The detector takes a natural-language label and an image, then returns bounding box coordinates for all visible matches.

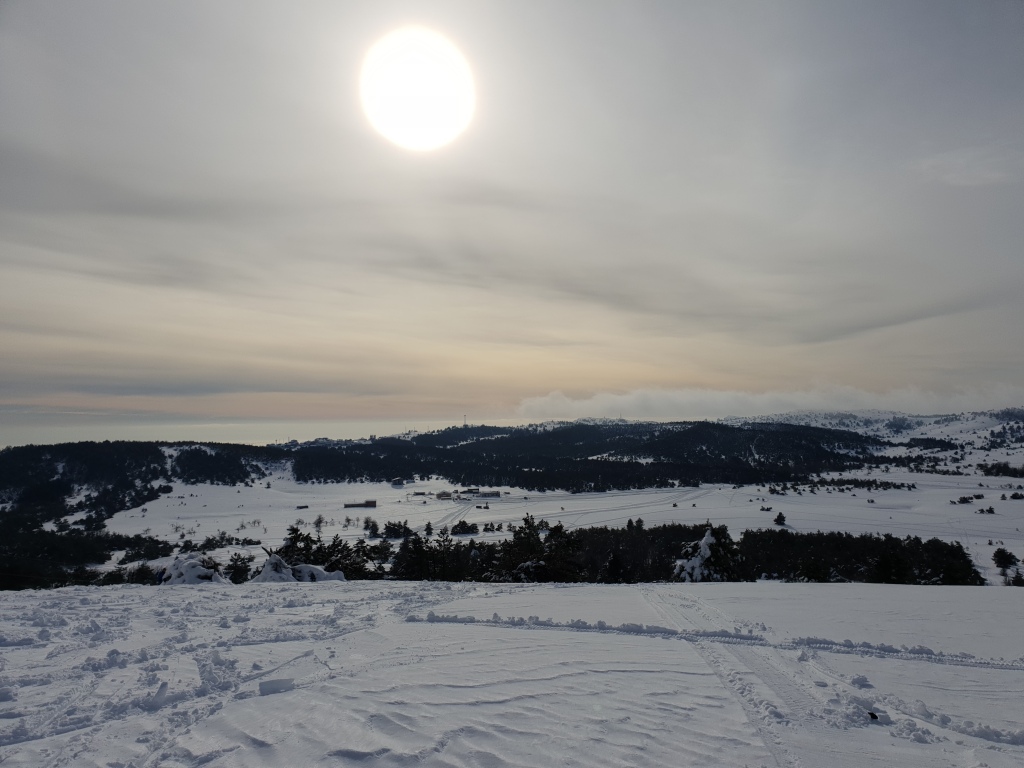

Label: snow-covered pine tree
[673,526,738,582]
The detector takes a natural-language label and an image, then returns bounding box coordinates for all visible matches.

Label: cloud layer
[1,1,1023,443]
[517,385,1024,423]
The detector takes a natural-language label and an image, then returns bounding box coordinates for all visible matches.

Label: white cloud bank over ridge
[517,385,1024,422]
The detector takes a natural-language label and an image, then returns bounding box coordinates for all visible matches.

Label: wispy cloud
[916,145,1024,187]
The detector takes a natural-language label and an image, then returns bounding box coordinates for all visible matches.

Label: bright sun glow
[360,27,475,152]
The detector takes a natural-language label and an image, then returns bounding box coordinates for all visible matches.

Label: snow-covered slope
[1,581,1022,767]
[728,407,1024,451]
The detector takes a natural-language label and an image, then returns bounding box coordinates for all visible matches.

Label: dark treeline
[254,516,983,586]
[386,517,736,583]
[739,529,984,585]
[170,446,271,485]
[977,461,1024,478]
[901,437,960,451]
[293,421,885,491]
[0,529,174,590]
[764,478,916,496]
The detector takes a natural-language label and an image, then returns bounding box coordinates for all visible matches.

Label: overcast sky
[2,0,1023,444]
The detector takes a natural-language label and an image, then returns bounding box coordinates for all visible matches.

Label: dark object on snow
[868,711,879,720]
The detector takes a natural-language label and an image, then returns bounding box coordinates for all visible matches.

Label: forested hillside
[0,416,1011,588]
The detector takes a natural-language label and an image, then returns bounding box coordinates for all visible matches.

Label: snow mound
[249,554,345,583]
[821,693,893,729]
[158,554,226,584]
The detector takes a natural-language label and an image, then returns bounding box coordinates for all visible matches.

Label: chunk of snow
[249,554,345,583]
[158,554,226,585]
[258,678,295,696]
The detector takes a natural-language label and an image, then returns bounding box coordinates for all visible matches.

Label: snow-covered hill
[727,407,1024,450]
[1,581,1022,767]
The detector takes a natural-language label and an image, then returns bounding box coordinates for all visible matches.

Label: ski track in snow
[635,587,1024,768]
[2,583,1023,767]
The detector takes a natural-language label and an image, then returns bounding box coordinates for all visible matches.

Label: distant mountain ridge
[2,409,1022,588]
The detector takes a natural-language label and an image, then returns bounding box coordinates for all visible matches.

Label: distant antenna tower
[463,414,467,427]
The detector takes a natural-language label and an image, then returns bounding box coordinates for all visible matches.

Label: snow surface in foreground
[1,582,1022,767]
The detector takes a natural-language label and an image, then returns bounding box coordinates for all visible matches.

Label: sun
[360,27,475,152]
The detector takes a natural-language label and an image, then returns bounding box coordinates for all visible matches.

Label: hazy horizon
[5,390,1023,448]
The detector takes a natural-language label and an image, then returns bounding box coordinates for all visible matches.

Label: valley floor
[2,581,1022,767]
[101,467,1024,585]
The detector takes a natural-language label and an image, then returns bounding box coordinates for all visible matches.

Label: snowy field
[103,467,1024,585]
[1,581,1023,767]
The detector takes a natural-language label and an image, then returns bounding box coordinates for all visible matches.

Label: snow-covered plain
[2,582,1023,767]
[99,410,1024,586]
[103,466,1024,586]
[6,410,1024,766]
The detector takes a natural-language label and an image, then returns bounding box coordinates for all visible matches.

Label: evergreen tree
[992,547,1020,571]
[433,526,455,579]
[224,552,255,583]
[392,533,431,579]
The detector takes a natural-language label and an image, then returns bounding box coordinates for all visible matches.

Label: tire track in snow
[638,586,790,768]
[672,595,857,766]
[434,501,476,529]
[639,587,954,768]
